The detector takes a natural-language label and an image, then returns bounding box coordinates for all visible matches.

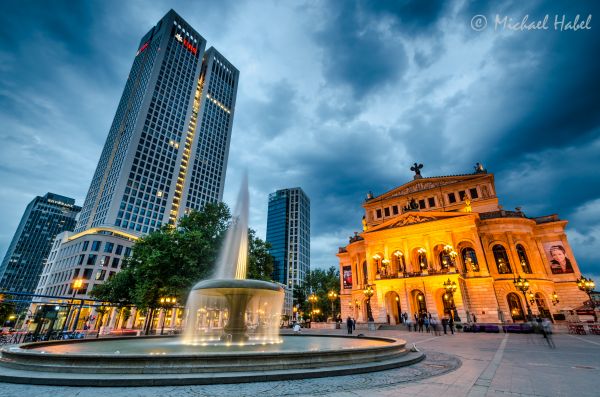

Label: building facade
[338,165,589,325]
[266,188,311,291]
[75,9,239,234]
[0,193,81,309]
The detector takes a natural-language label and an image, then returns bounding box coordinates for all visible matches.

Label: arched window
[461,248,480,272]
[439,251,452,270]
[507,293,524,321]
[493,245,512,274]
[516,244,532,274]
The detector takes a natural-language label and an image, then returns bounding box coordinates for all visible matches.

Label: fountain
[0,178,424,386]
[182,175,284,344]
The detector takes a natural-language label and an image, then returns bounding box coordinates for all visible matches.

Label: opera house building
[337,164,589,325]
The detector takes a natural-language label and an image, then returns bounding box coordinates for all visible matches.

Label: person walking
[542,318,555,348]
[346,316,353,335]
[441,317,448,334]
[424,315,430,333]
[448,316,455,335]
[430,317,439,336]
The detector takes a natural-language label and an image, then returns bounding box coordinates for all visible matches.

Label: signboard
[343,266,352,289]
[542,242,574,274]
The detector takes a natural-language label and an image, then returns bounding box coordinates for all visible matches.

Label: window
[104,242,114,253]
[77,254,85,265]
[115,245,123,255]
[516,244,532,274]
[124,247,132,257]
[469,188,479,199]
[419,199,426,209]
[95,270,107,281]
[376,209,382,218]
[384,207,390,217]
[83,269,93,279]
[86,254,97,266]
[461,248,480,272]
[492,245,512,274]
[428,197,435,207]
[507,293,524,321]
[100,256,110,267]
[448,193,456,203]
[392,205,399,215]
[459,190,467,201]
[111,257,120,268]
[91,241,101,251]
[82,241,89,251]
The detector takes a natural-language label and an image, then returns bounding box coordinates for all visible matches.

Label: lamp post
[393,250,404,275]
[159,296,177,335]
[62,278,84,334]
[417,248,427,272]
[363,284,375,323]
[327,291,338,321]
[513,275,533,321]
[442,278,461,322]
[577,276,597,322]
[308,293,318,323]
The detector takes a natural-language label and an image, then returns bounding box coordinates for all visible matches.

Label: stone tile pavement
[0,327,598,397]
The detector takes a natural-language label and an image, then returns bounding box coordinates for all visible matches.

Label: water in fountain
[182,176,284,345]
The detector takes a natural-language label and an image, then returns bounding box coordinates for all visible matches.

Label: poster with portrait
[543,242,574,274]
[342,266,352,289]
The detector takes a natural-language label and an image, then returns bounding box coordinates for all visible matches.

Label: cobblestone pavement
[0,328,598,397]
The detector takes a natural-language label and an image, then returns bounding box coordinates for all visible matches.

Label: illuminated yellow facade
[338,168,589,324]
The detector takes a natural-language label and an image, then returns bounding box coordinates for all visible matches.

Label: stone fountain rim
[191,278,283,292]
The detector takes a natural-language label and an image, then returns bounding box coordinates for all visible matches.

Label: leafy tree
[247,228,274,281]
[91,202,275,332]
[296,266,340,321]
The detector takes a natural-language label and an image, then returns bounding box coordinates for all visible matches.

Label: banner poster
[343,266,352,289]
[543,242,575,274]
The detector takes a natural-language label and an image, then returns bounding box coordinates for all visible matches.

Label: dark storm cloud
[0,0,599,276]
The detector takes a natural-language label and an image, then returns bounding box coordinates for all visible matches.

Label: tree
[91,202,275,333]
[247,228,274,281]
[295,266,340,321]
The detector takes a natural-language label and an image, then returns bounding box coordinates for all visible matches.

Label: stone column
[126,307,136,329]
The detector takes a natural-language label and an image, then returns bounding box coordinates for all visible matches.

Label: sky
[0,0,599,278]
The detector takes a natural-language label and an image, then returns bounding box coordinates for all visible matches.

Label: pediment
[365,211,473,233]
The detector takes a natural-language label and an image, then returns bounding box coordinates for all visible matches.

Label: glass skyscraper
[266,188,310,290]
[0,193,80,309]
[75,9,239,234]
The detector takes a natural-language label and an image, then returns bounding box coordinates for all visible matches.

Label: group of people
[346,316,357,334]
[403,312,455,335]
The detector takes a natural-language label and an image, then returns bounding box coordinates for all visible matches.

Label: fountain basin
[0,334,424,386]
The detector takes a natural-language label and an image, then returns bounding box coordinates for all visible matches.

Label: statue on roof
[410,163,423,179]
[474,162,487,174]
[403,198,420,212]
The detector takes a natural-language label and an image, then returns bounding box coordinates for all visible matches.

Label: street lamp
[417,248,427,271]
[442,278,461,321]
[159,296,177,335]
[62,278,84,333]
[308,293,318,322]
[513,275,533,321]
[576,276,596,321]
[328,291,338,321]
[363,284,374,322]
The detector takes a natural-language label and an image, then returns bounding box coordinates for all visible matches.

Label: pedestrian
[430,317,438,336]
[352,317,356,331]
[472,313,477,323]
[346,316,353,335]
[424,315,430,333]
[418,315,424,332]
[542,318,555,348]
[449,316,455,335]
[442,317,448,334]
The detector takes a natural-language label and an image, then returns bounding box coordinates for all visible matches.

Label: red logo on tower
[174,33,198,56]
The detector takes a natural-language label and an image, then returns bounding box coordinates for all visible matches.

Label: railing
[480,210,526,220]
[377,268,460,280]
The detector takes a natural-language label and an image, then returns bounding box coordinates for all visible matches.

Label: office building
[0,193,80,310]
[266,188,310,291]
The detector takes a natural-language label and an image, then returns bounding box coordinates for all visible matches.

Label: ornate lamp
[551,291,559,306]
[577,276,597,321]
[328,291,338,319]
[442,278,460,321]
[513,275,533,320]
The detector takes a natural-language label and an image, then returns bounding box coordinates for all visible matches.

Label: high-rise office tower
[33,10,239,305]
[0,193,80,308]
[266,188,310,290]
[75,9,239,234]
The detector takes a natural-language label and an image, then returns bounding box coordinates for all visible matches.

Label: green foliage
[247,229,274,281]
[91,202,275,311]
[0,302,15,325]
[295,266,341,320]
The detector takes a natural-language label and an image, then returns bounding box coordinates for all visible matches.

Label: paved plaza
[0,328,599,397]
